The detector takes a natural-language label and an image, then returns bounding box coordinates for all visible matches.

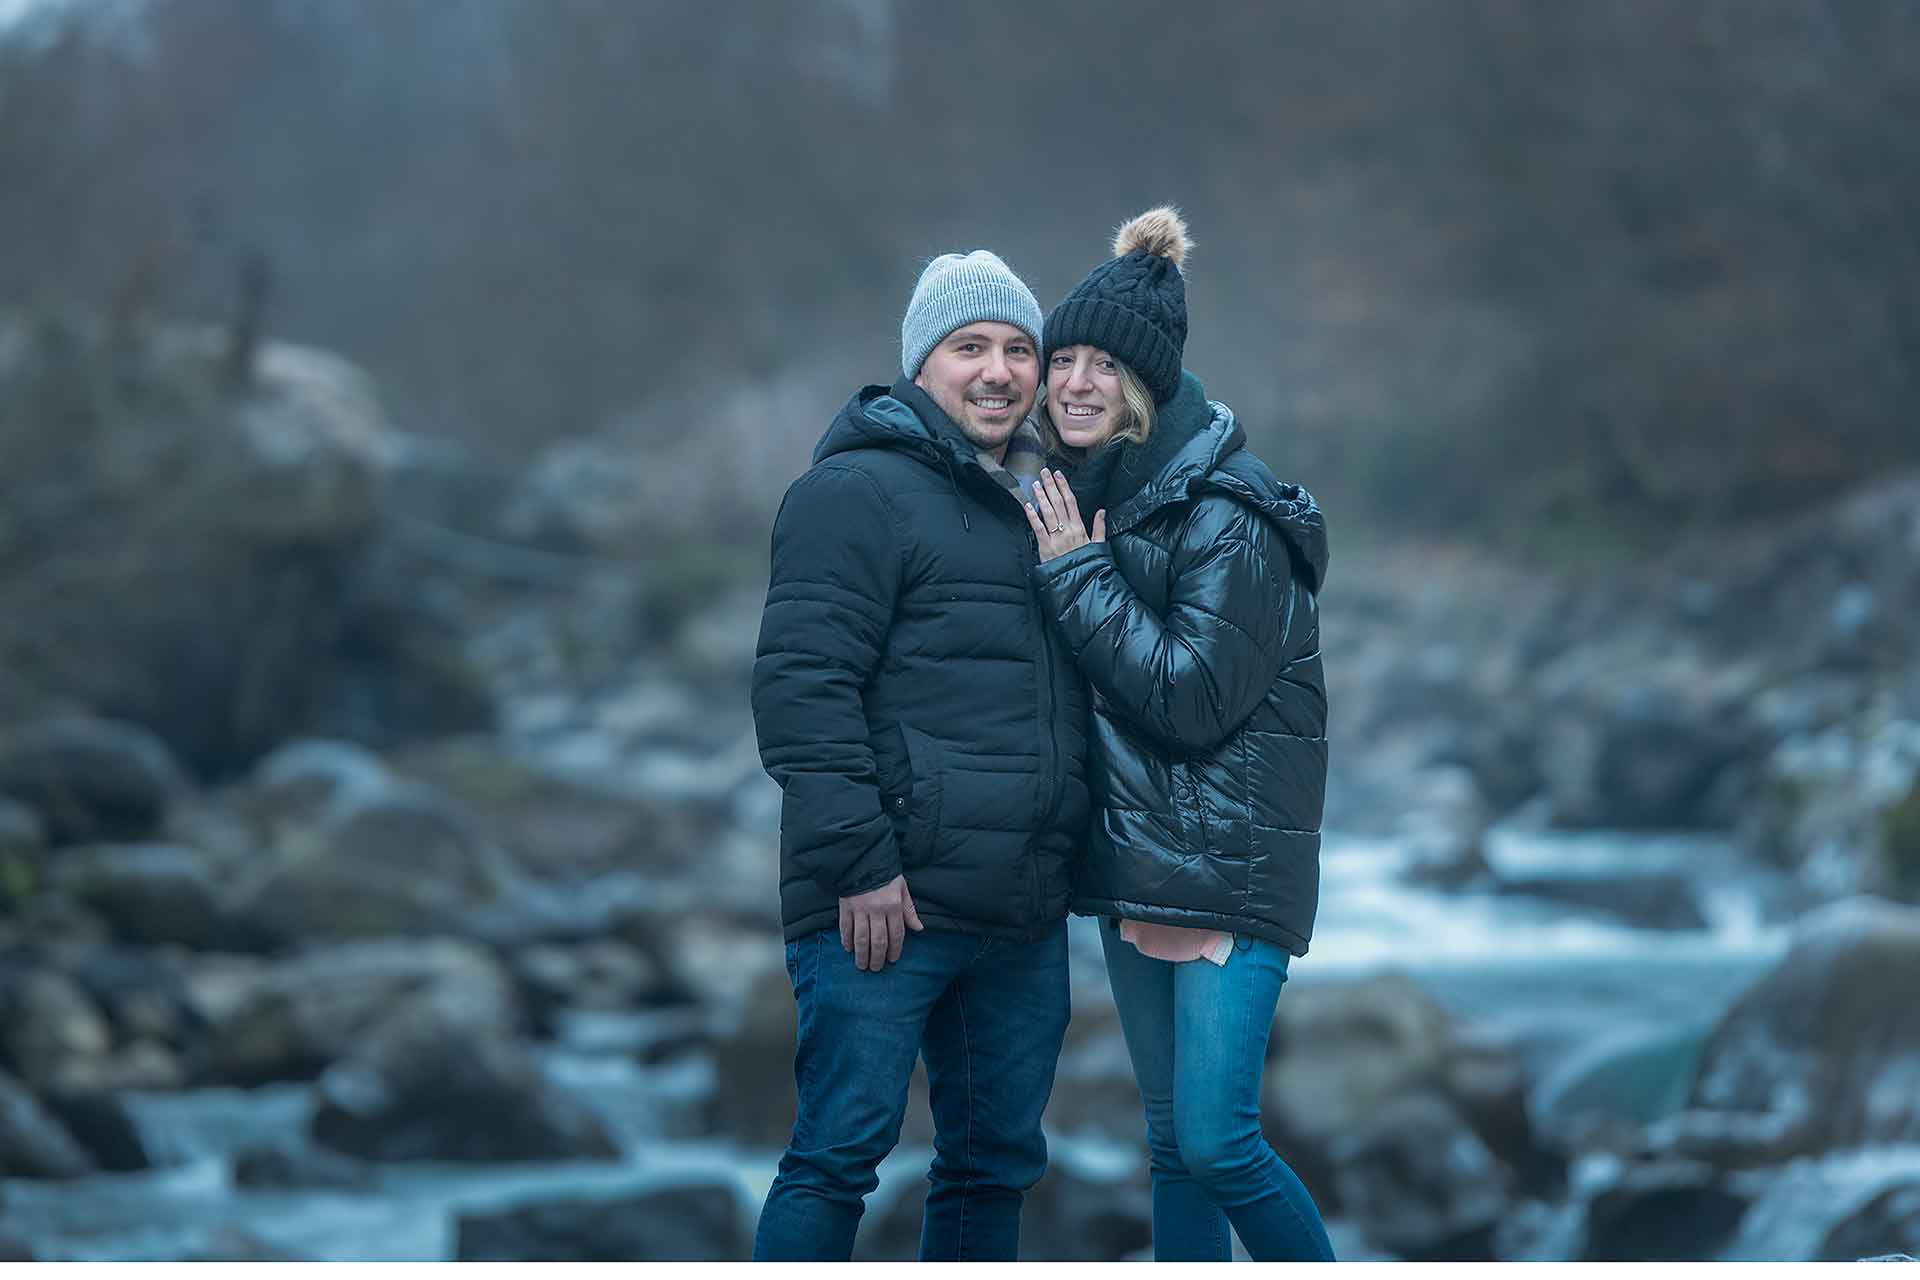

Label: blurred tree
[0,0,1913,550]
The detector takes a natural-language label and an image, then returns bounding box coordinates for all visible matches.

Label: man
[750,250,1091,1261]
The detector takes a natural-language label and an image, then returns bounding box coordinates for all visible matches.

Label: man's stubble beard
[935,382,1031,455]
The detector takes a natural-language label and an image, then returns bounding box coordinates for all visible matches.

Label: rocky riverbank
[2,317,1917,1259]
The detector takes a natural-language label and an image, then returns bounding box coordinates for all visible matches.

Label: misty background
[1,0,1917,1263]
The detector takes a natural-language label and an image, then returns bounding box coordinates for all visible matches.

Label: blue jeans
[752,924,1070,1261]
[1099,917,1335,1261]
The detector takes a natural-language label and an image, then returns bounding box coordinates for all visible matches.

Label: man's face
[913,322,1039,457]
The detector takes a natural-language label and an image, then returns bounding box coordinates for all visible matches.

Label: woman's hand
[1024,468,1107,561]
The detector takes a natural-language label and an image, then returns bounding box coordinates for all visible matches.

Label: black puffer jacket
[753,379,1091,943]
[1032,372,1328,955]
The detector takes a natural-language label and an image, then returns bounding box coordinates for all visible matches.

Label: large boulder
[0,316,492,777]
[1678,896,1920,1157]
[1261,972,1459,1210]
[221,777,523,942]
[1576,1156,1752,1261]
[0,968,112,1093]
[0,1068,96,1179]
[1018,1142,1155,1262]
[37,1090,154,1172]
[1493,869,1708,931]
[0,794,47,876]
[706,949,800,1149]
[1532,1021,1709,1149]
[176,1227,310,1262]
[1744,718,1920,903]
[1261,971,1553,1219]
[383,736,716,883]
[1536,693,1756,831]
[231,1140,375,1190]
[457,1181,750,1261]
[0,717,188,845]
[1397,765,1495,890]
[1819,1179,1920,1262]
[41,843,228,949]
[190,938,517,1086]
[848,1142,1152,1263]
[1331,1091,1509,1261]
[310,983,618,1163]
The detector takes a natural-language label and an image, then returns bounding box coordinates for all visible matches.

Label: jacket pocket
[886,723,944,868]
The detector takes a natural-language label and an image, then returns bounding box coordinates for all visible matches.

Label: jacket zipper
[1024,518,1062,916]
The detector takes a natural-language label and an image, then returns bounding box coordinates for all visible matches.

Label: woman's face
[1047,345,1126,450]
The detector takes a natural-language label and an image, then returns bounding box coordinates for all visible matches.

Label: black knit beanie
[1043,206,1192,406]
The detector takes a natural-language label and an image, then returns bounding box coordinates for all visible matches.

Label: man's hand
[839,874,925,972]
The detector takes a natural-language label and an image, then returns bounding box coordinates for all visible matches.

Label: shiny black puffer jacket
[753,379,1091,943]
[1032,373,1328,955]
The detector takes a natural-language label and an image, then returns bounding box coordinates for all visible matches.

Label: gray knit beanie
[900,250,1044,380]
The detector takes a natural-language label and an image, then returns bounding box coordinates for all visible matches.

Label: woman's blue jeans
[1099,917,1335,1261]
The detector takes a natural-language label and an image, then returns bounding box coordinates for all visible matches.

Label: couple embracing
[750,208,1332,1262]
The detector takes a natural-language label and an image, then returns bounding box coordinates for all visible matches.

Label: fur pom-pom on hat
[1043,205,1194,405]
[1112,206,1191,271]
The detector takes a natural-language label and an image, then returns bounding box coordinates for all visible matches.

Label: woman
[1021,207,1334,1262]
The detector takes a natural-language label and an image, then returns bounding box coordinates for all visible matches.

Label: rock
[232,1140,376,1190]
[1261,972,1458,1211]
[1399,765,1495,890]
[0,797,45,923]
[511,939,667,1035]
[238,739,396,830]
[0,716,188,845]
[0,1069,96,1178]
[57,944,205,1054]
[0,893,112,947]
[193,938,517,1086]
[1539,700,1754,831]
[1018,1143,1155,1262]
[1446,1033,1564,1198]
[1533,1022,1708,1149]
[1821,1180,1920,1262]
[456,1182,749,1261]
[1579,1156,1751,1261]
[1331,1091,1509,1261]
[42,843,227,948]
[1717,1149,1920,1260]
[222,778,522,942]
[1494,870,1708,930]
[1043,993,1143,1143]
[1746,718,1920,902]
[384,736,712,883]
[177,1226,309,1262]
[850,1142,1153,1263]
[311,983,617,1163]
[707,950,799,1148]
[1685,896,1920,1155]
[38,1090,152,1171]
[0,319,498,777]
[0,969,112,1092]
[1641,1109,1806,1171]
[0,793,46,872]
[849,1169,932,1262]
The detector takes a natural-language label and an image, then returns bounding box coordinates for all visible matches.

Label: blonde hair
[1038,356,1158,456]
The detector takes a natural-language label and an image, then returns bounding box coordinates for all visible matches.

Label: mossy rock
[1882,780,1920,902]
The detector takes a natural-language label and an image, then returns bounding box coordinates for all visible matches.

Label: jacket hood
[813,379,982,471]
[1097,370,1328,594]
